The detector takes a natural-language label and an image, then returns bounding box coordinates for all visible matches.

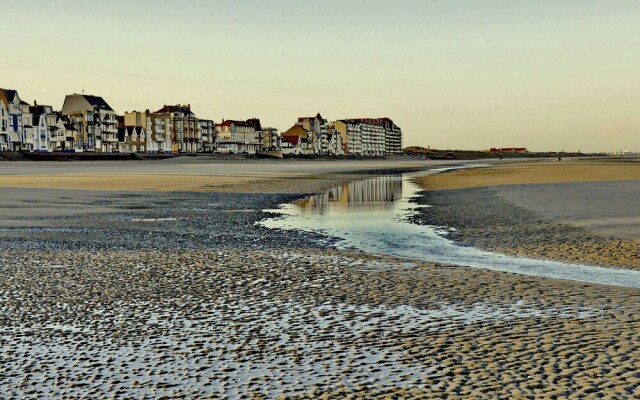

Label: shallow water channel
[261,170,640,289]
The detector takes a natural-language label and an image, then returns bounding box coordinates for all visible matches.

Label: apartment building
[334,118,402,156]
[199,119,215,152]
[259,127,279,151]
[123,110,173,153]
[215,119,260,154]
[61,94,119,152]
[156,105,200,153]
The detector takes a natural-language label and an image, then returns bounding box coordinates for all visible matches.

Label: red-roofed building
[214,119,260,154]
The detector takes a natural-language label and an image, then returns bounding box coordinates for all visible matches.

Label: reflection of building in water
[296,177,403,214]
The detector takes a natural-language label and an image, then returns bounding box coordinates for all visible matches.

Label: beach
[1,158,639,398]
[413,158,640,270]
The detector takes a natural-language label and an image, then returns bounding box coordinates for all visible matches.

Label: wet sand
[0,159,469,193]
[1,158,639,398]
[414,159,640,271]
[415,158,640,191]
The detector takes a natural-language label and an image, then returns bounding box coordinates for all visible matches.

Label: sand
[2,248,639,398]
[1,158,638,398]
[0,159,473,192]
[413,159,640,271]
[414,158,640,191]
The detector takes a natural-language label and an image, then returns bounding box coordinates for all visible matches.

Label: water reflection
[261,171,640,288]
[295,177,404,214]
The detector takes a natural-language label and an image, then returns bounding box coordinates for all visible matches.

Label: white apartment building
[215,119,260,154]
[334,118,402,156]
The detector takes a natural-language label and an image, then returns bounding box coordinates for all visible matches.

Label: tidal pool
[260,170,640,288]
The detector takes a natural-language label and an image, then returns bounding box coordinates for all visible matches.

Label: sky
[1,0,638,152]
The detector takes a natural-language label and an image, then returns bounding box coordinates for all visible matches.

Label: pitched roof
[281,134,301,146]
[1,89,19,102]
[82,95,114,111]
[216,119,255,128]
[245,118,262,130]
[61,94,115,115]
[156,105,192,114]
[298,113,324,123]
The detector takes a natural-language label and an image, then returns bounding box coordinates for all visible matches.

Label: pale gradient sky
[1,0,638,152]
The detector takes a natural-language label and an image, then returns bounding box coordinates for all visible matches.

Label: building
[489,148,528,153]
[334,118,402,156]
[325,125,345,156]
[259,126,279,151]
[117,126,147,153]
[0,88,28,151]
[29,103,60,152]
[214,119,260,154]
[333,119,361,155]
[0,94,8,151]
[61,94,119,152]
[123,110,173,153]
[199,119,215,152]
[155,105,200,153]
[296,113,329,154]
[281,124,315,155]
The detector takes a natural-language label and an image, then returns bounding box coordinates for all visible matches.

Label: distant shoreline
[0,149,607,162]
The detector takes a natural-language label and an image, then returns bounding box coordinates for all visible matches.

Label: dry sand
[415,158,640,191]
[414,158,640,270]
[0,159,471,193]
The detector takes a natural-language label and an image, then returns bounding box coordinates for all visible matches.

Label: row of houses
[1,88,402,155]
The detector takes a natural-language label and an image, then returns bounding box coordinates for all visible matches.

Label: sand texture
[413,160,640,270]
[414,158,640,191]
[0,158,638,398]
[2,248,639,399]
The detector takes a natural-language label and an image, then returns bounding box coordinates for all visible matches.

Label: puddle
[260,170,640,288]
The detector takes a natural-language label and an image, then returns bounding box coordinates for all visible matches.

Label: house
[61,94,119,152]
[281,124,315,155]
[214,119,260,154]
[117,126,147,153]
[29,103,59,152]
[0,88,28,151]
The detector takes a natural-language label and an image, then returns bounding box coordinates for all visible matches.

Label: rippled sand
[1,158,639,398]
[1,249,639,398]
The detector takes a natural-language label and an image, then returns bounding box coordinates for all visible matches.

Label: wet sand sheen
[413,159,640,270]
